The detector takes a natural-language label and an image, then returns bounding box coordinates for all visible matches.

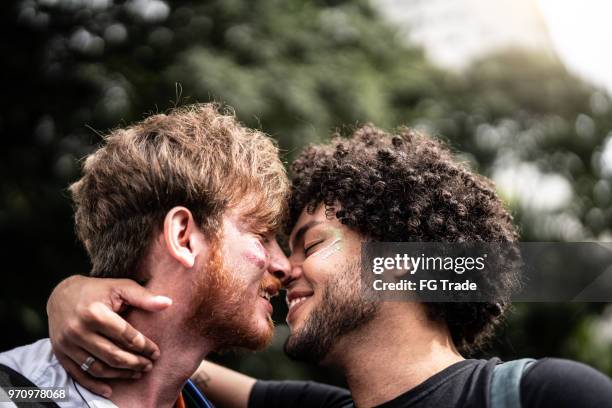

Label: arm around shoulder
[192,360,256,408]
[191,361,352,408]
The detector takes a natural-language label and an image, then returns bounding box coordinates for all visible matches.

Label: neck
[329,304,463,407]
[108,292,213,408]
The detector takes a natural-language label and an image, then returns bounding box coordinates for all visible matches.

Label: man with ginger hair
[0,104,293,407]
[44,125,612,408]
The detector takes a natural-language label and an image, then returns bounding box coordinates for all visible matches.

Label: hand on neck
[108,270,214,408]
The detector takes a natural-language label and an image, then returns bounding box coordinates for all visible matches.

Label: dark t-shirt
[249,358,612,407]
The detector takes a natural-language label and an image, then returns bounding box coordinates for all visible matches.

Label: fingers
[109,280,172,313]
[59,302,156,371]
[78,301,161,361]
[64,343,145,380]
[47,276,169,392]
[55,350,113,398]
[72,331,154,372]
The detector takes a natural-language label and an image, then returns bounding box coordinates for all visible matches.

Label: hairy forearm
[192,360,257,408]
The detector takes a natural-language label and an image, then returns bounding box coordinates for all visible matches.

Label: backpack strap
[182,379,215,408]
[489,358,536,408]
[0,363,60,408]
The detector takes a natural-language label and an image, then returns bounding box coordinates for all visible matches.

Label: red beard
[186,241,275,351]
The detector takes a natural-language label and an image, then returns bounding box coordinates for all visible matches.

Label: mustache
[260,274,281,296]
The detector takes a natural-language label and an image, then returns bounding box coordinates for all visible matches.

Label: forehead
[221,207,260,233]
[226,200,278,234]
[289,205,339,246]
[290,204,326,228]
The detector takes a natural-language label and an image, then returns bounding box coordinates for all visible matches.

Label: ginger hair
[70,103,288,279]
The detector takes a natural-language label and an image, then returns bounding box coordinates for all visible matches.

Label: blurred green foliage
[1,0,611,383]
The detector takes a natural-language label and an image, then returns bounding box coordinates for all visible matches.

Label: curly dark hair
[288,125,519,354]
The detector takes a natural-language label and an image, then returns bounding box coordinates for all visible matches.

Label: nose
[266,238,291,283]
[282,249,306,289]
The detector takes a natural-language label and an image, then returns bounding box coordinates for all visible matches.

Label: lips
[287,296,308,309]
[259,289,276,315]
[259,295,273,315]
[285,289,314,324]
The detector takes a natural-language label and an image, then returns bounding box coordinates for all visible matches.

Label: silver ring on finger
[80,356,96,372]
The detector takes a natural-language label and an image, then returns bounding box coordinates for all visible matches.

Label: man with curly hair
[284,125,518,359]
[44,125,612,407]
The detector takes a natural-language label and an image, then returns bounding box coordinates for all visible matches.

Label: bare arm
[47,275,172,396]
[191,360,256,408]
[193,362,355,408]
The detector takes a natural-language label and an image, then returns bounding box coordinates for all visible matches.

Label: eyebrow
[290,221,323,252]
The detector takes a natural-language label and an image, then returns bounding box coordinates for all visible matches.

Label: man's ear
[163,206,199,268]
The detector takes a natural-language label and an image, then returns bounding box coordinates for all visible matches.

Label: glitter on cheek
[312,238,343,260]
[319,244,341,260]
[242,240,267,269]
[243,250,266,269]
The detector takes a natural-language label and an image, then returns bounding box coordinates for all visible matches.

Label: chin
[215,317,273,353]
[261,315,275,336]
[250,315,275,349]
[288,320,304,334]
[287,303,312,334]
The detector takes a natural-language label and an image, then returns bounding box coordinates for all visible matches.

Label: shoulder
[0,339,117,408]
[0,338,70,388]
[521,358,612,407]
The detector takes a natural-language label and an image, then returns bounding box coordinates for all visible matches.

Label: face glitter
[242,240,267,269]
[311,229,343,260]
[318,240,341,260]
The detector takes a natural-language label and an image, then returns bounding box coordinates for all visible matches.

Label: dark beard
[284,262,379,364]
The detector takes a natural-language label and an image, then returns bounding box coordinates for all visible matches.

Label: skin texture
[103,206,282,408]
[283,204,464,406]
[184,212,279,351]
[48,103,291,400]
[310,228,343,261]
[46,276,170,396]
[46,125,523,407]
[47,204,463,407]
[288,126,519,353]
[47,204,464,407]
[46,207,291,402]
[283,207,378,364]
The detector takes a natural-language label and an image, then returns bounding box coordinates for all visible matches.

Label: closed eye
[304,240,324,256]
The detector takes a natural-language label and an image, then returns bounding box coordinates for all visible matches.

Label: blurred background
[1,0,611,386]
